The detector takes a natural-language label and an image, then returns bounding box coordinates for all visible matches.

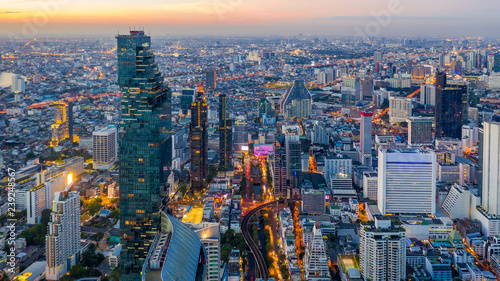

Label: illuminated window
[128,194,134,197]
[138,178,144,182]
[136,210,145,214]
[139,158,143,162]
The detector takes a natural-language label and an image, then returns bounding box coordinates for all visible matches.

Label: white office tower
[359,217,406,281]
[482,121,500,215]
[46,190,81,281]
[304,223,331,280]
[11,74,25,93]
[442,184,471,220]
[194,224,220,281]
[92,126,118,170]
[360,112,373,167]
[378,148,436,216]
[389,97,412,123]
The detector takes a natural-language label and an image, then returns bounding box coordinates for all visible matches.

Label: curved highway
[241,199,300,281]
[241,201,277,280]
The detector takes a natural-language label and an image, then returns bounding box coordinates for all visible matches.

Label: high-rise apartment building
[219,94,232,171]
[359,218,406,281]
[378,148,436,215]
[408,117,433,146]
[304,223,331,280]
[389,97,412,123]
[205,69,216,90]
[360,111,373,167]
[311,121,329,146]
[116,30,172,280]
[190,86,208,192]
[11,74,25,93]
[46,190,81,281]
[481,122,500,215]
[92,126,118,170]
[363,171,378,200]
[420,84,436,106]
[285,98,311,118]
[27,172,69,225]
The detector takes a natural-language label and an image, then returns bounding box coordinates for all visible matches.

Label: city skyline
[3,3,500,279]
[1,0,500,37]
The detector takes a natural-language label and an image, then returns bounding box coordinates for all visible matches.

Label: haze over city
[1,0,500,36]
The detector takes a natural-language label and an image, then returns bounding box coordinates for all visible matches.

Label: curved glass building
[142,211,206,281]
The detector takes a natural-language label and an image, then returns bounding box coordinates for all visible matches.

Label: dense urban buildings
[3,12,500,281]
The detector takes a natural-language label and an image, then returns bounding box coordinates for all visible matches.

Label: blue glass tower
[116,30,171,280]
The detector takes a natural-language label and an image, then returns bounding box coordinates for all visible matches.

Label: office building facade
[408,117,433,146]
[116,30,172,281]
[360,111,373,167]
[205,69,216,90]
[219,94,232,171]
[481,122,500,215]
[378,148,436,215]
[190,86,209,192]
[435,72,466,139]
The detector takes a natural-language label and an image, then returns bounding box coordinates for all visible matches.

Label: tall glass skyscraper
[219,94,232,171]
[116,30,171,281]
[190,85,208,192]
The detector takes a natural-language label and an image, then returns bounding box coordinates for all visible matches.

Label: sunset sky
[1,0,499,37]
